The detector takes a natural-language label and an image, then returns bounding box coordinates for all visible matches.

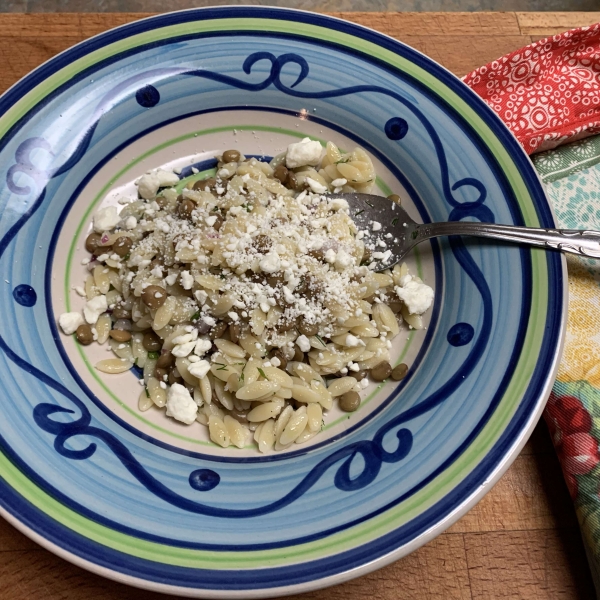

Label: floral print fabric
[533,136,600,183]
[464,27,600,590]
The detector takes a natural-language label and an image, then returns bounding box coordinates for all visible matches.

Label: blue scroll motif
[1,52,491,517]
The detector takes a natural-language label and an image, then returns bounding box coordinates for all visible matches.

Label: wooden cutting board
[0,11,598,600]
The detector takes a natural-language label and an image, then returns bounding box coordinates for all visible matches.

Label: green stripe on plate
[0,15,550,569]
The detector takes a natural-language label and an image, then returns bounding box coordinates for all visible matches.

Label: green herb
[123,253,130,260]
[315,334,327,348]
[147,351,159,360]
[354,209,365,217]
[392,218,399,226]
[191,311,200,321]
[365,200,374,208]
[335,157,350,164]
[257,367,269,380]
[215,363,228,372]
[246,205,252,212]
[145,386,150,398]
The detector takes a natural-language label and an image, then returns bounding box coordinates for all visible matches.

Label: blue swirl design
[0,52,491,517]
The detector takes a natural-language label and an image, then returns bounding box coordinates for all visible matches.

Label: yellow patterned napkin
[533,141,600,589]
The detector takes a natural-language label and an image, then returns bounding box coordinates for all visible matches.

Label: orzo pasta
[59,137,434,452]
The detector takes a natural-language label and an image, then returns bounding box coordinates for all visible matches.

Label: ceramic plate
[0,7,566,598]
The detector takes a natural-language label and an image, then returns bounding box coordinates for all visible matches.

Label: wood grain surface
[0,11,598,600]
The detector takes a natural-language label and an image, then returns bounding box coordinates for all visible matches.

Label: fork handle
[414,222,600,258]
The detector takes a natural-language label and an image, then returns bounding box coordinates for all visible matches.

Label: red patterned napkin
[464,22,600,154]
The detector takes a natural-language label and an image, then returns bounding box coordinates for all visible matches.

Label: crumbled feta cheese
[345,334,361,347]
[283,286,295,304]
[395,281,434,315]
[172,331,197,345]
[137,173,160,199]
[227,311,240,322]
[324,248,337,264]
[73,286,86,297]
[259,252,281,273]
[165,383,197,424]
[194,338,212,356]
[58,312,84,335]
[171,341,197,357]
[398,273,412,287]
[371,221,382,232]
[329,198,349,211]
[165,272,178,286]
[138,170,179,200]
[202,315,216,327]
[373,250,392,262]
[188,359,211,379]
[285,137,322,169]
[157,170,179,187]
[180,270,194,290]
[195,290,208,304]
[305,177,328,194]
[334,249,354,270]
[296,335,311,352]
[93,206,120,233]
[83,295,107,324]
[205,215,218,227]
[124,216,137,230]
[270,356,281,367]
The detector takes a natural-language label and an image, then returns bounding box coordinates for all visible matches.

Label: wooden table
[1,11,599,600]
